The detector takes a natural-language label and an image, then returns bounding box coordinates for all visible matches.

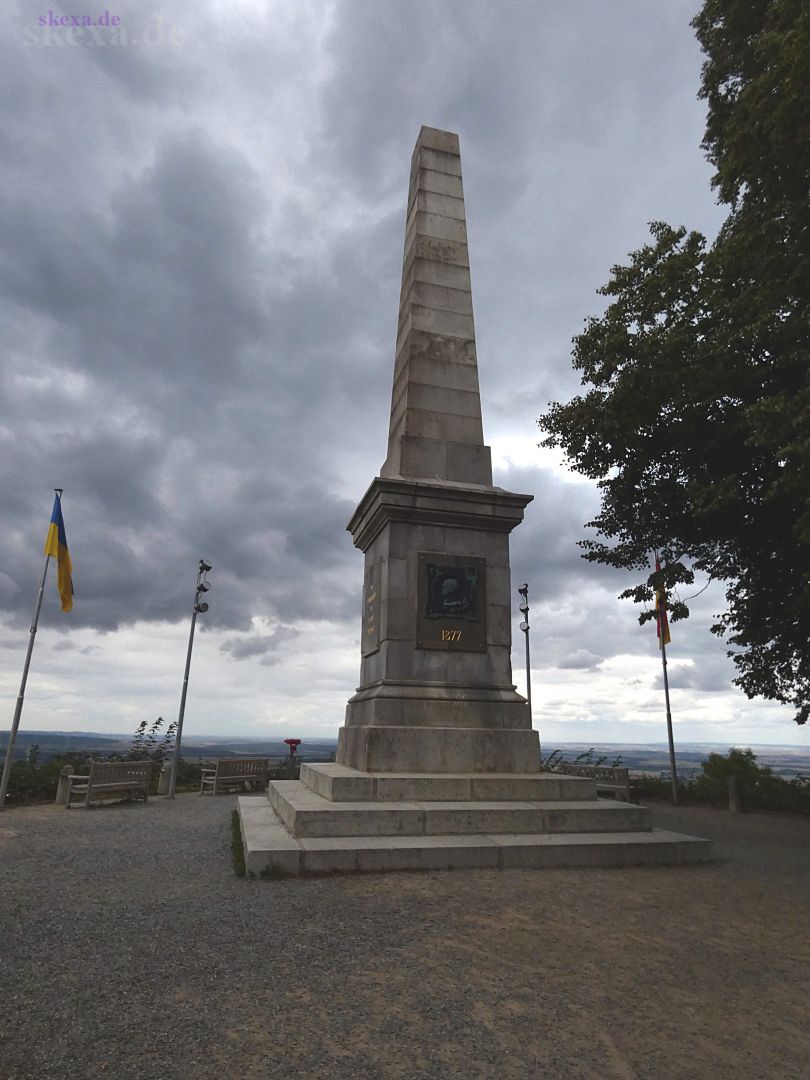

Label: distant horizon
[3,728,809,752]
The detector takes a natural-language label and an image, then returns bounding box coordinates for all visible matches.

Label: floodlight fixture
[168,560,213,798]
[516,582,531,720]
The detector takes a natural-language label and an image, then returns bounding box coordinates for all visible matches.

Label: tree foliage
[539,0,810,724]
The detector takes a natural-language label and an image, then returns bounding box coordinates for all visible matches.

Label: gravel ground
[1,794,808,1080]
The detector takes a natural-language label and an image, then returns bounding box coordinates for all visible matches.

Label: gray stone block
[413,233,469,266]
[300,764,376,801]
[411,280,473,315]
[385,556,409,600]
[410,304,475,340]
[414,259,472,292]
[401,408,484,444]
[418,147,463,176]
[301,834,501,874]
[416,190,467,221]
[407,357,482,392]
[395,328,477,368]
[445,441,492,485]
[405,382,482,418]
[412,210,467,245]
[414,168,464,200]
[337,724,540,773]
[387,521,447,558]
[417,127,461,155]
[397,433,447,480]
[486,603,512,647]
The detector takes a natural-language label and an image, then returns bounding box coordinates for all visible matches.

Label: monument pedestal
[336,474,538,772]
[238,764,712,875]
[337,724,540,774]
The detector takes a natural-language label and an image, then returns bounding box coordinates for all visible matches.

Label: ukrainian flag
[43,493,73,612]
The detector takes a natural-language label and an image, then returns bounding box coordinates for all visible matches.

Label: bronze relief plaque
[416,553,487,651]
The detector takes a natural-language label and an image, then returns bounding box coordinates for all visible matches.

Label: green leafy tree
[539,0,810,724]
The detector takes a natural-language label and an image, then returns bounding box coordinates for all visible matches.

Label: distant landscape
[2,730,809,780]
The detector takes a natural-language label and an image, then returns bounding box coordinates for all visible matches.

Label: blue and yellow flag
[43,493,73,612]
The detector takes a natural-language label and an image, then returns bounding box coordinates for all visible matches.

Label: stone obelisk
[338,126,539,774]
[238,127,712,876]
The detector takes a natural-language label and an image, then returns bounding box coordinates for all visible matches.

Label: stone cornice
[347,475,533,552]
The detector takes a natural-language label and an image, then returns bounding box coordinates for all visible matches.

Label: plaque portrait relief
[416,553,487,651]
[425,564,480,620]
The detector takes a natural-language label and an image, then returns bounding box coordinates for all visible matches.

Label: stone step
[300,762,597,803]
[239,797,713,876]
[269,780,650,839]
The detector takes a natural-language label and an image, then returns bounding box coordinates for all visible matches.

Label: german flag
[654,554,670,648]
[43,492,73,612]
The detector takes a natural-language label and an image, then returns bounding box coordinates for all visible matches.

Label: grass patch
[230,809,247,878]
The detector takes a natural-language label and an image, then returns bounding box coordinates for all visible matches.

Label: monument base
[337,724,540,773]
[237,763,713,877]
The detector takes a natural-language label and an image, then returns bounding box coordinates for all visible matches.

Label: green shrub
[542,746,810,814]
[4,752,92,806]
[689,748,810,812]
[542,747,624,770]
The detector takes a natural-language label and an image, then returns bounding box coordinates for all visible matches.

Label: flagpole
[660,632,679,805]
[0,554,51,811]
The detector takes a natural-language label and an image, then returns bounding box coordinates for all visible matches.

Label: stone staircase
[238,763,712,876]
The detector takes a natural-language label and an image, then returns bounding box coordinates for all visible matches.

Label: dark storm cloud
[220,623,300,662]
[0,114,374,633]
[497,462,625,598]
[654,665,731,693]
[1,0,725,709]
[557,650,603,672]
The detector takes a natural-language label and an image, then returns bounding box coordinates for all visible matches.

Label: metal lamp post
[517,583,531,718]
[167,559,212,799]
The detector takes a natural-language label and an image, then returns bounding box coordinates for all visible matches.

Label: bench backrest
[214,758,270,778]
[558,764,630,783]
[89,761,153,785]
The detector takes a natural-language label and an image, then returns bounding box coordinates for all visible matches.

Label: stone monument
[238,127,711,875]
[338,125,537,776]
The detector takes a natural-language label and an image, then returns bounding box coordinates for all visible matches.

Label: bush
[541,746,810,814]
[689,748,810,813]
[542,747,624,770]
[4,752,92,806]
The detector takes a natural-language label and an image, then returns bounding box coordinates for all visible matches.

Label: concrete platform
[239,797,713,876]
[300,762,596,802]
[269,780,651,839]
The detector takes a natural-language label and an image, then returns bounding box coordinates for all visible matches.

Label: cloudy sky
[2,0,804,751]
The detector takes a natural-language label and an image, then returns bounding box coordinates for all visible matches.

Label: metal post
[0,555,51,811]
[660,634,679,806]
[517,583,533,729]
[167,560,211,799]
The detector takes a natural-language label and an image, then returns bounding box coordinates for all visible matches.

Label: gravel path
[1,794,808,1080]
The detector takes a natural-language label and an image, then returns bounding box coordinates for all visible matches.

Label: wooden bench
[558,764,632,802]
[199,758,273,795]
[66,760,153,809]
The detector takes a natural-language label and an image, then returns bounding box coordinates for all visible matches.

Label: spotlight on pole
[167,559,212,799]
[517,583,533,730]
